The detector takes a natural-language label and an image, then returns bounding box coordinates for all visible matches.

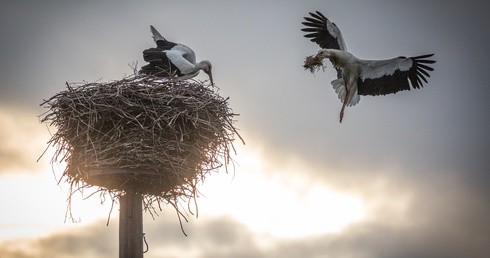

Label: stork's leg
[339,101,346,123]
[339,85,349,123]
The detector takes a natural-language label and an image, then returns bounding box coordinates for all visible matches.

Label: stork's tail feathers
[150,25,166,42]
[331,79,360,107]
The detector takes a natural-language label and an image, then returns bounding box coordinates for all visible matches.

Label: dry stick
[106,198,116,226]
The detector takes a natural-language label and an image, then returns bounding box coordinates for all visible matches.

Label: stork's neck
[320,49,355,69]
[195,60,211,70]
[181,61,206,75]
[184,61,210,76]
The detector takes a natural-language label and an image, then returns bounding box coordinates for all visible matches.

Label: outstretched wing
[301,11,347,51]
[357,54,436,96]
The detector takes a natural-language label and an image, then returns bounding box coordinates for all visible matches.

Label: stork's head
[316,49,330,59]
[316,49,341,69]
[201,60,214,86]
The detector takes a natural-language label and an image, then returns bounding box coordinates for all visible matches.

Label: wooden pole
[119,187,143,258]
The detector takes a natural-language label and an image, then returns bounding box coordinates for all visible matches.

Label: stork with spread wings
[302,11,436,123]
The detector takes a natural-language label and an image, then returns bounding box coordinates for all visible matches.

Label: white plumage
[302,11,436,122]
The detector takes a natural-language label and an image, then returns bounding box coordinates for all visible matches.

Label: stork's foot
[339,103,347,123]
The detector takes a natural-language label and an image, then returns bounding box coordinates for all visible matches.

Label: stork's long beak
[205,69,214,87]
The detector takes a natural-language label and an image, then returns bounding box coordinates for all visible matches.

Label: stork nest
[303,54,326,73]
[40,74,243,224]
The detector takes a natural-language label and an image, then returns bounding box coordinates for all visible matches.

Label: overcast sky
[1,1,489,257]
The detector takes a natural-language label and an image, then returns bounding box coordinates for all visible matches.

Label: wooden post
[119,187,143,258]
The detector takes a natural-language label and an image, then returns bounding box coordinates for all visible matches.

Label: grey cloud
[2,186,489,258]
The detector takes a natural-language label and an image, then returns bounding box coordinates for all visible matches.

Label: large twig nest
[40,75,243,218]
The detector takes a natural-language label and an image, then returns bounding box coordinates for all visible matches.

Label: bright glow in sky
[198,149,367,238]
[0,171,115,241]
[0,142,368,241]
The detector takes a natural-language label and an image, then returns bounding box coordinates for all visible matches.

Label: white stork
[302,11,436,122]
[140,25,213,86]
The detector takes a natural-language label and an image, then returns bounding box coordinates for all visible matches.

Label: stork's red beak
[205,69,214,87]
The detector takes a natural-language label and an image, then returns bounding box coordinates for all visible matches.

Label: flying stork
[302,11,436,123]
[140,25,214,86]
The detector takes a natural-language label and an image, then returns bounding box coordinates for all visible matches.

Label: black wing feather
[155,39,177,50]
[301,11,343,50]
[140,48,183,77]
[357,54,436,96]
[143,48,166,63]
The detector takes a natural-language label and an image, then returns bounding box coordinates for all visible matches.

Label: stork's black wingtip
[420,53,435,59]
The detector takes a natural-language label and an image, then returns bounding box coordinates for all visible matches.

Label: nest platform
[41,75,242,202]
